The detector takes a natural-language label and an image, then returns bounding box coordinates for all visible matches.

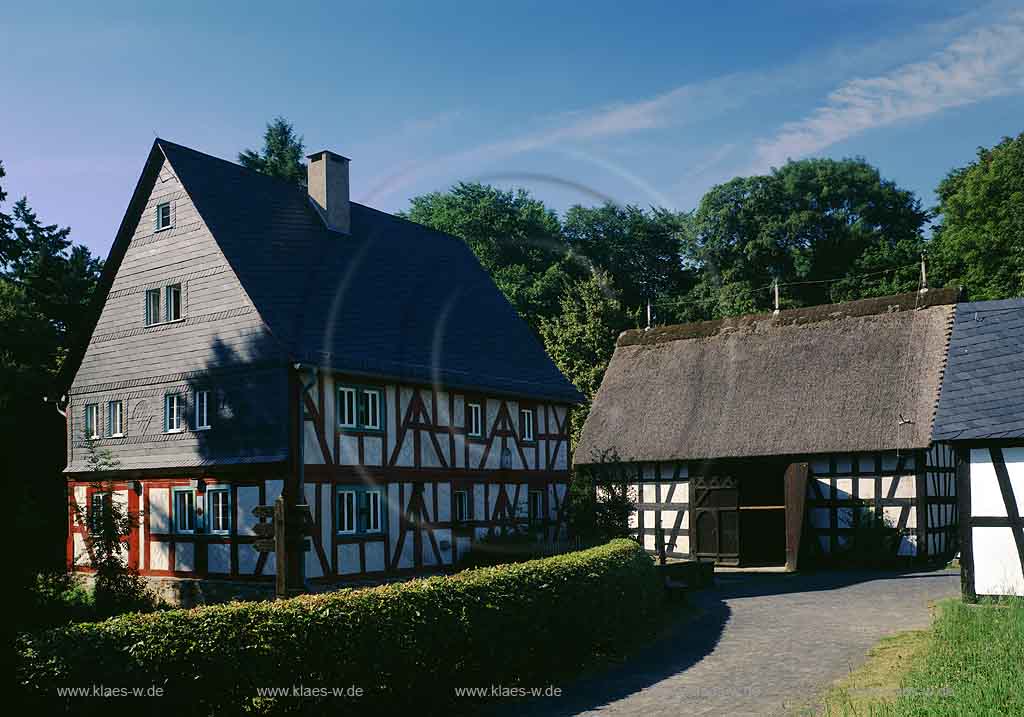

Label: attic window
[155,202,172,231]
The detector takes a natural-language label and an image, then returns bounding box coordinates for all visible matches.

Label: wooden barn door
[692,476,740,564]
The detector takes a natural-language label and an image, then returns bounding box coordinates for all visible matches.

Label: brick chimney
[306,150,351,234]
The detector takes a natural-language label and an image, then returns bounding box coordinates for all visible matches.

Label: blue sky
[3,0,1024,256]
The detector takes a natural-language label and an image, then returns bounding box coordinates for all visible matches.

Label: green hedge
[17,539,661,715]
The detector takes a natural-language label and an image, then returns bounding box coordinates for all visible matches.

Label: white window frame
[172,487,195,534]
[84,403,100,439]
[529,490,544,523]
[520,408,535,442]
[165,394,185,433]
[359,389,382,431]
[467,402,483,438]
[337,387,357,428]
[106,400,124,438]
[155,201,173,231]
[145,288,161,326]
[337,489,357,534]
[194,390,211,430]
[454,490,469,522]
[207,488,230,534]
[165,283,182,322]
[365,490,383,533]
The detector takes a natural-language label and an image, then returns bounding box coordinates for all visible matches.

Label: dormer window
[155,202,172,231]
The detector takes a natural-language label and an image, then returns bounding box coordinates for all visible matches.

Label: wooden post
[274,495,287,600]
[656,526,667,566]
[784,462,809,572]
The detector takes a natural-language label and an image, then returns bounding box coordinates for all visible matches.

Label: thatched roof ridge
[576,289,959,465]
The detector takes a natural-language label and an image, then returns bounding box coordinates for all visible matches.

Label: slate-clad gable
[933,299,1024,441]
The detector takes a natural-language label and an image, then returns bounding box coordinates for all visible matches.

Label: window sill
[107,433,125,439]
[154,225,174,233]
[166,428,186,434]
[146,317,185,328]
[194,426,211,432]
[338,426,384,434]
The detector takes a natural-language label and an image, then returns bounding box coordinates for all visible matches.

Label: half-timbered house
[933,298,1024,598]
[575,290,961,568]
[63,140,582,596]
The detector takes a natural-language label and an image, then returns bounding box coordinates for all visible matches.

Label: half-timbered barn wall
[619,444,957,565]
[962,446,1024,597]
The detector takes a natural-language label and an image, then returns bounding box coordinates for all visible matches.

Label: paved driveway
[492,569,959,717]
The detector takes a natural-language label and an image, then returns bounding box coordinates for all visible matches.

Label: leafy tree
[540,273,634,443]
[75,441,155,617]
[566,449,636,544]
[679,158,928,320]
[404,182,577,330]
[562,203,692,318]
[929,132,1024,299]
[239,116,307,186]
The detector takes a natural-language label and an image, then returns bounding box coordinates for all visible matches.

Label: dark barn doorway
[692,458,791,567]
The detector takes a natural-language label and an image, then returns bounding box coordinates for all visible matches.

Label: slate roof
[932,298,1024,441]
[68,139,583,404]
[575,290,959,465]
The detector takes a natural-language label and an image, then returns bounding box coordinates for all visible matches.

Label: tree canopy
[929,132,1024,300]
[238,117,307,186]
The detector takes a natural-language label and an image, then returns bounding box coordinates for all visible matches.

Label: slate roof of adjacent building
[575,289,960,465]
[65,139,583,405]
[932,298,1024,441]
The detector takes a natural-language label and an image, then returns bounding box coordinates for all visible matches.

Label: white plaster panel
[208,543,230,574]
[73,533,89,566]
[388,483,402,546]
[422,434,444,468]
[859,478,876,500]
[858,454,876,473]
[554,442,567,470]
[972,527,1024,595]
[642,533,656,551]
[236,486,259,536]
[643,510,657,527]
[340,435,360,466]
[237,543,258,574]
[434,527,453,565]
[661,509,678,528]
[810,508,830,529]
[882,453,898,471]
[811,458,830,475]
[473,484,486,521]
[265,479,283,507]
[304,422,324,464]
[835,455,852,474]
[364,436,383,466]
[436,482,451,522]
[517,484,529,517]
[399,534,415,569]
[628,509,638,529]
[815,479,831,499]
[436,391,450,425]
[423,483,435,521]
[72,486,86,525]
[454,434,466,468]
[149,540,169,571]
[150,488,170,533]
[468,442,484,469]
[337,544,360,575]
[675,536,690,554]
[486,399,499,432]
[364,541,386,572]
[835,479,853,500]
[837,507,853,529]
[174,542,195,572]
[642,484,657,504]
[972,448,1024,516]
[487,486,498,519]
[455,536,471,563]
[386,385,398,457]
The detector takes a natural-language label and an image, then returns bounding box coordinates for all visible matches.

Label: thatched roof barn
[576,289,962,568]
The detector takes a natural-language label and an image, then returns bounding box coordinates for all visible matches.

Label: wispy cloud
[750,11,1024,172]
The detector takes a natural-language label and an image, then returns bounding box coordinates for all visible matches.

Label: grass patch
[820,598,1024,716]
